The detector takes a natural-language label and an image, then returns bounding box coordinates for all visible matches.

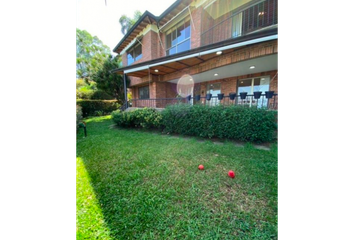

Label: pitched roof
[113,0,192,54]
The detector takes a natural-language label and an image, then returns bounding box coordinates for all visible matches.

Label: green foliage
[119,10,142,35]
[162,104,277,143]
[77,100,121,117]
[112,108,162,129]
[76,105,83,131]
[76,28,111,80]
[77,116,277,239]
[92,56,128,103]
[90,90,114,100]
[112,105,277,143]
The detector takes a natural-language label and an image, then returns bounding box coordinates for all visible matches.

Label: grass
[77,116,277,239]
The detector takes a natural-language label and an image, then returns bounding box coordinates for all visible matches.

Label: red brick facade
[119,2,278,109]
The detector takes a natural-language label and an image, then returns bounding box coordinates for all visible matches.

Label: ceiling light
[189,78,193,81]
[214,73,218,76]
[261,78,265,81]
[154,69,159,72]
[249,66,255,69]
[216,51,222,55]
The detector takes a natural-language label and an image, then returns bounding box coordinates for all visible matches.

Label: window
[237,76,270,108]
[127,42,142,65]
[139,86,149,99]
[166,20,191,56]
[206,83,221,106]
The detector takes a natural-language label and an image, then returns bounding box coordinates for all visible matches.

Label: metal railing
[126,93,278,110]
[201,0,278,46]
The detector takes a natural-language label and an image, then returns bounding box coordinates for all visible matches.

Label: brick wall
[191,6,202,49]
[161,40,278,82]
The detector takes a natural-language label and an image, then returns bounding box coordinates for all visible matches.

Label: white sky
[76,0,177,53]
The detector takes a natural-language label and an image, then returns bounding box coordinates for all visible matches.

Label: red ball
[198,165,204,170]
[228,170,235,178]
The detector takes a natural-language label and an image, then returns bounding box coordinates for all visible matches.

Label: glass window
[237,77,270,108]
[166,20,191,56]
[127,43,142,65]
[206,83,221,106]
[139,86,149,99]
[177,39,190,53]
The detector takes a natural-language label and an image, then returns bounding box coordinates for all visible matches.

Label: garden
[76,105,278,239]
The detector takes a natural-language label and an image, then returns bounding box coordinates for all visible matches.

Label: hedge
[76,105,83,131]
[112,108,162,129]
[112,104,277,143]
[77,100,121,117]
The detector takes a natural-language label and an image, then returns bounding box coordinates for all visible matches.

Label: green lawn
[76,116,277,239]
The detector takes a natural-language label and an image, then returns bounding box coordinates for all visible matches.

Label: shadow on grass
[76,117,278,239]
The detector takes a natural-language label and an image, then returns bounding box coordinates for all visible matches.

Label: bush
[76,105,83,131]
[77,100,121,117]
[161,104,277,143]
[90,90,114,100]
[111,104,277,143]
[112,108,162,129]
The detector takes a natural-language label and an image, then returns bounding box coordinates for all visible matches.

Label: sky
[76,0,177,53]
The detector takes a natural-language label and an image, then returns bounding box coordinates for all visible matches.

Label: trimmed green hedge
[77,100,121,117]
[112,108,162,129]
[112,104,277,143]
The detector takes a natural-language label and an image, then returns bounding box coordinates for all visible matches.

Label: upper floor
[113,0,278,68]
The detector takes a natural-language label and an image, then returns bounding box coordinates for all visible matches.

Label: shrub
[76,105,83,131]
[112,108,162,129]
[161,104,277,143]
[77,100,121,117]
[90,90,114,100]
[111,104,277,143]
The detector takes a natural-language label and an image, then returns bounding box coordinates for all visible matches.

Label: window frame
[165,19,191,56]
[127,41,143,66]
[138,86,150,99]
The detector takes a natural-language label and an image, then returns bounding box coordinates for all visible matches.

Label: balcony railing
[126,93,277,110]
[201,0,278,46]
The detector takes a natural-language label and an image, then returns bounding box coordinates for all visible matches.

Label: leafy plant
[76,105,83,132]
[112,105,277,143]
[77,100,121,117]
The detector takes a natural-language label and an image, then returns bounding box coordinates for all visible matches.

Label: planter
[253,91,262,99]
[265,91,275,99]
[217,93,224,100]
[239,92,248,100]
[229,92,237,100]
[186,95,191,101]
[195,95,201,101]
[206,93,212,101]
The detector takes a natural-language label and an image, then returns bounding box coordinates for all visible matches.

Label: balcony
[201,0,278,46]
[124,93,278,111]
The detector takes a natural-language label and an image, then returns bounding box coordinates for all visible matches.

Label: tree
[119,11,142,35]
[92,56,129,103]
[76,29,111,81]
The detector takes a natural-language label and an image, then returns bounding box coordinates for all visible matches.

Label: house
[112,0,278,110]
